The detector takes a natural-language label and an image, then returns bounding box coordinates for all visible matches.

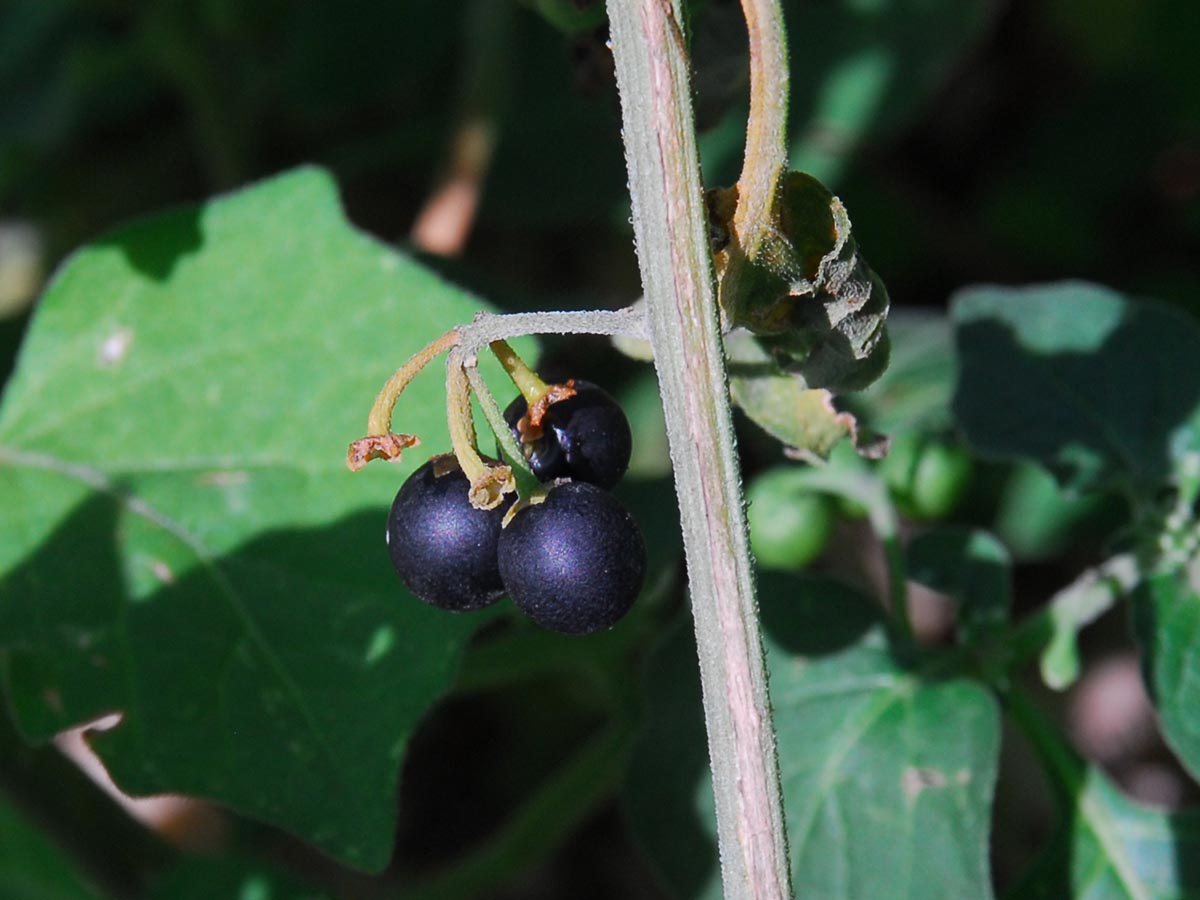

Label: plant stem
[488,340,551,404]
[366,330,461,437]
[445,352,513,509]
[607,2,792,899]
[462,362,542,498]
[1005,552,1140,688]
[733,0,790,257]
[457,306,647,352]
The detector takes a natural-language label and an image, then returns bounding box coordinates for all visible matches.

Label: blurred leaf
[907,528,1010,646]
[0,168,521,871]
[480,12,627,228]
[991,462,1114,563]
[1008,699,1200,899]
[516,0,606,35]
[614,369,670,480]
[848,311,954,433]
[1132,567,1200,783]
[0,796,105,900]
[627,575,1000,900]
[699,0,998,187]
[148,857,328,900]
[952,282,1200,493]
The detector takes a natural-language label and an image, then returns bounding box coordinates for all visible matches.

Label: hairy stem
[733,0,790,256]
[607,1,792,898]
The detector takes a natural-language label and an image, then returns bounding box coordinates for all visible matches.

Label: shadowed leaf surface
[0,167,517,870]
[952,281,1200,493]
[626,575,1000,900]
[0,796,106,900]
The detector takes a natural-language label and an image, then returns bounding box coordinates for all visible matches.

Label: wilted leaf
[626,575,1000,900]
[0,167,519,870]
[726,329,884,460]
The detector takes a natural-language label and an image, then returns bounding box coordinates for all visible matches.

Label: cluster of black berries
[386,381,646,635]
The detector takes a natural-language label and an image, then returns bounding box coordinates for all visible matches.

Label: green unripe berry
[882,433,974,521]
[746,468,837,570]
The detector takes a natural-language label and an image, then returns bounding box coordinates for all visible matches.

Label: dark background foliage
[2,1,1198,898]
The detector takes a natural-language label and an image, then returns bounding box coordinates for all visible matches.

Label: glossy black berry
[503,380,632,489]
[498,481,646,635]
[387,456,515,612]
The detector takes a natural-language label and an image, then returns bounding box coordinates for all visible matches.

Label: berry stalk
[489,339,551,406]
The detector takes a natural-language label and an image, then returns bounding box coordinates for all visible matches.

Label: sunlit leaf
[0,167,519,870]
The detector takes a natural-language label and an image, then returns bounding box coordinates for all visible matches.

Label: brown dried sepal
[524,381,578,431]
[468,464,516,510]
[346,433,420,471]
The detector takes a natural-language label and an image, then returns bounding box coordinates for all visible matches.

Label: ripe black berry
[503,380,632,489]
[387,456,515,612]
[498,481,646,635]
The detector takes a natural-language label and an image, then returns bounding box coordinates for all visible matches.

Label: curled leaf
[726,329,885,461]
[718,172,890,393]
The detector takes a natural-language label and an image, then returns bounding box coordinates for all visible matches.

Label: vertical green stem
[607,2,793,898]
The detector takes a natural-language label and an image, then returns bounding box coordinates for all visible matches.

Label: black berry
[387,456,515,612]
[503,380,632,489]
[498,481,646,634]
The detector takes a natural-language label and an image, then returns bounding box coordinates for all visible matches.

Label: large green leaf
[1008,709,1200,900]
[1132,568,1200,783]
[0,796,105,900]
[0,167,515,870]
[952,281,1200,493]
[626,575,1000,900]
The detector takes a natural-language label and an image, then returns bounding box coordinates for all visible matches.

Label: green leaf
[0,796,106,900]
[1009,693,1200,900]
[626,575,1000,900]
[0,167,517,871]
[1012,770,1200,899]
[1132,568,1200,783]
[952,281,1200,493]
[725,330,884,460]
[147,857,329,900]
[516,0,606,35]
[991,462,1115,563]
[907,528,1011,646]
[847,311,955,434]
